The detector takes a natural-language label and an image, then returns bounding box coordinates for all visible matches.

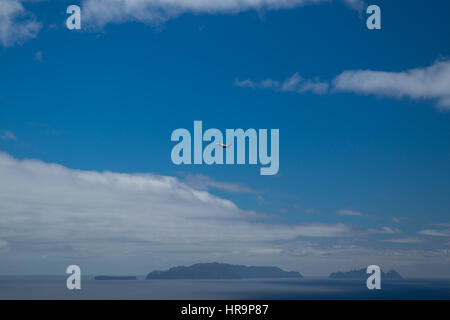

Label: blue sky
[1,0,450,277]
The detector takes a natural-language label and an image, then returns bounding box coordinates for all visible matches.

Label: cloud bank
[1,151,450,276]
[0,151,350,269]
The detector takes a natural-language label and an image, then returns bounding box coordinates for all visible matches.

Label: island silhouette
[94,264,403,281]
[145,262,303,280]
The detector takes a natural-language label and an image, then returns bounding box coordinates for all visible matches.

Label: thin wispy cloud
[0,239,8,251]
[34,50,42,62]
[1,130,17,141]
[341,0,364,11]
[337,209,364,217]
[237,60,450,109]
[182,173,255,194]
[293,204,317,215]
[235,73,329,95]
[368,226,401,235]
[383,237,426,244]
[419,229,450,237]
[430,223,450,227]
[0,0,41,46]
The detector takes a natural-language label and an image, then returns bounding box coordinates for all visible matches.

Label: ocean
[1,277,450,300]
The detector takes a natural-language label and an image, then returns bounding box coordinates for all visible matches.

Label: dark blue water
[1,277,449,299]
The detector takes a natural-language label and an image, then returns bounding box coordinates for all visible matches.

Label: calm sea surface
[1,277,449,300]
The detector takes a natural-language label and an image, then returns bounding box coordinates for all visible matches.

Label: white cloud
[281,73,329,94]
[237,60,450,109]
[341,0,364,11]
[0,151,351,268]
[1,130,17,141]
[235,73,329,94]
[431,223,450,227]
[383,237,426,244]
[82,0,364,27]
[248,247,283,255]
[34,50,42,62]
[182,173,255,194]
[0,0,41,46]
[419,229,450,237]
[368,226,400,235]
[234,79,258,89]
[392,217,400,223]
[333,60,450,110]
[337,209,363,217]
[0,0,365,45]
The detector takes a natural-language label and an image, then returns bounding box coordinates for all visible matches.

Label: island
[329,268,403,280]
[146,262,302,280]
[94,276,137,280]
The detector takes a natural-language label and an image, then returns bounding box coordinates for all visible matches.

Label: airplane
[216,142,232,149]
